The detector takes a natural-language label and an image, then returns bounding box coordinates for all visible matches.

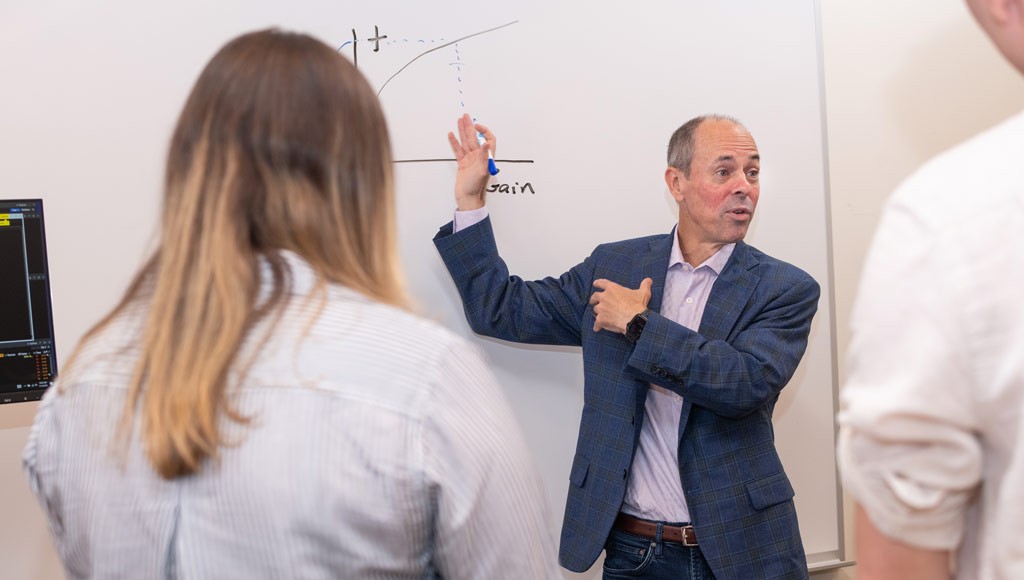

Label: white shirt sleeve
[423,340,561,578]
[22,389,65,543]
[837,194,983,550]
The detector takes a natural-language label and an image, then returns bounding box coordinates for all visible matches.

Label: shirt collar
[669,225,736,274]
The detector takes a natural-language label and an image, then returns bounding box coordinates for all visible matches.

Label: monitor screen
[1,199,57,404]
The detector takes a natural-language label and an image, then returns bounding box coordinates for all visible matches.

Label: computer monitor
[1,199,57,404]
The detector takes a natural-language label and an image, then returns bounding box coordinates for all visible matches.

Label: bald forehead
[694,119,759,161]
[695,119,756,147]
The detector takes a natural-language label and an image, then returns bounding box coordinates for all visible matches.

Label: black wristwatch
[624,309,650,344]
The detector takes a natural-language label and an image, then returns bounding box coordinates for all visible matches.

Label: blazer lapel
[699,241,761,341]
[680,243,761,440]
[641,231,675,314]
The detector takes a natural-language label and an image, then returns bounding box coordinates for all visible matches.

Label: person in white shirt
[22,28,560,580]
[837,1,1024,578]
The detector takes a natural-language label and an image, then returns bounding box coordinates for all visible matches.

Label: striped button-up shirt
[622,230,734,523]
[23,252,561,579]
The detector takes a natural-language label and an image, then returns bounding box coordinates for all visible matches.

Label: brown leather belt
[614,513,698,546]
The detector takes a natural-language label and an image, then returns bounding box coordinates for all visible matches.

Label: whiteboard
[1,0,843,574]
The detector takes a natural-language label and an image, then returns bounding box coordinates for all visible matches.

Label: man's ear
[665,167,686,203]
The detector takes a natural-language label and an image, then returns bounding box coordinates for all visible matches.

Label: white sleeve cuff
[837,427,978,550]
[453,206,489,233]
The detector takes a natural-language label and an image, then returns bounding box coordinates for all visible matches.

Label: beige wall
[2,1,1023,578]
[0,403,61,579]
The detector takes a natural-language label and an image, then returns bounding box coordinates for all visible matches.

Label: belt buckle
[681,525,697,547]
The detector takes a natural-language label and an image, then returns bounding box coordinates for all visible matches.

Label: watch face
[626,311,648,343]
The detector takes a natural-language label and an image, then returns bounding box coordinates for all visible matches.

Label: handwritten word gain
[487,182,535,195]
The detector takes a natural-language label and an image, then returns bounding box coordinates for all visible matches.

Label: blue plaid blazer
[434,217,819,579]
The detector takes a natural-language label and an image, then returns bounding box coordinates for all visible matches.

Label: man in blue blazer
[434,113,819,579]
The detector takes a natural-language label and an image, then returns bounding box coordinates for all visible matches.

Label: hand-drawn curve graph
[336,21,535,173]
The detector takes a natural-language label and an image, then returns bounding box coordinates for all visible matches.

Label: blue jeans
[602,526,716,579]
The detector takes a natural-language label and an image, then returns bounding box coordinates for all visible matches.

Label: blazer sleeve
[433,217,593,347]
[625,273,820,419]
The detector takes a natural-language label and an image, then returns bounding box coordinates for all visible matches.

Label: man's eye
[748,169,760,178]
[716,169,729,177]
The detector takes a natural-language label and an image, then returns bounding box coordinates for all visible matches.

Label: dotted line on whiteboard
[339,36,448,51]
[373,37,466,111]
[454,43,464,109]
[338,35,464,109]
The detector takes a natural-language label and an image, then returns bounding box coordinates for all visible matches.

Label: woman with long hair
[23,29,559,579]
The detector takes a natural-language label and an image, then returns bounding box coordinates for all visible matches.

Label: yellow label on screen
[0,219,9,227]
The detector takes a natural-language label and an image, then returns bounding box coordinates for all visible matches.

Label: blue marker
[477,131,499,176]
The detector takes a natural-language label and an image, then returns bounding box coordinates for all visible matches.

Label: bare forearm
[855,504,951,580]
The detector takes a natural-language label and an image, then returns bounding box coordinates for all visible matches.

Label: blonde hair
[68,29,405,479]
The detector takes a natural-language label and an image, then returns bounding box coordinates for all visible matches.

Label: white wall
[3,1,1023,578]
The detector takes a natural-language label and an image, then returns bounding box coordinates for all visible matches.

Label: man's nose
[733,176,753,195]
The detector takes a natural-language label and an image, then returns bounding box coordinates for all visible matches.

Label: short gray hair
[666,114,744,177]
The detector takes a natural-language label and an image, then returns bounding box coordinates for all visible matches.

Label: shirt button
[685,297,693,304]
[683,265,691,271]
